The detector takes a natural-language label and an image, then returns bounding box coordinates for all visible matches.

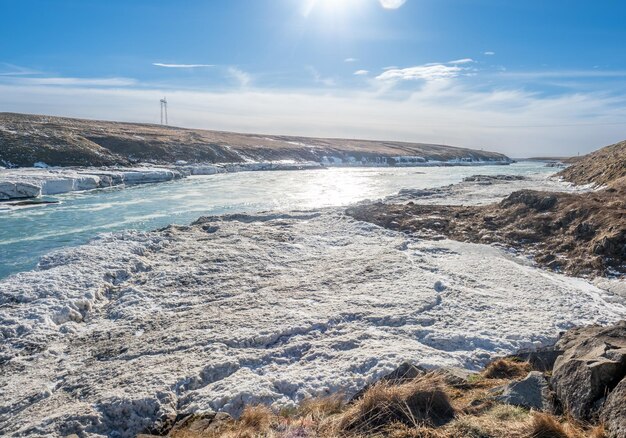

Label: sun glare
[303,0,366,17]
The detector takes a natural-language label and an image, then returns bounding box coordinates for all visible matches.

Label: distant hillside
[0,112,510,168]
[558,140,626,186]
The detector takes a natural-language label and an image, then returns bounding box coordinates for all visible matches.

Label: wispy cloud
[484,51,496,56]
[344,58,358,63]
[152,63,214,68]
[227,67,251,87]
[379,0,407,9]
[499,69,626,79]
[449,58,474,65]
[3,81,624,156]
[354,70,369,76]
[376,64,464,82]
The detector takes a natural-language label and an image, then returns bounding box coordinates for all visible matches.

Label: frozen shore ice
[0,209,624,437]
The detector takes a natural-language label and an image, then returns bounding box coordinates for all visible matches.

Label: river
[0,162,554,278]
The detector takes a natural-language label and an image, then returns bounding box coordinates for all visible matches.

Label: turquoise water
[0,162,553,279]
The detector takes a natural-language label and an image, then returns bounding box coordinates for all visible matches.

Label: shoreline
[0,159,514,202]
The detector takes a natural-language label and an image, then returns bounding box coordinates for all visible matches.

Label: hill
[0,112,510,167]
[558,140,626,186]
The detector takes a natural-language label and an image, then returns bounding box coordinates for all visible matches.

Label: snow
[0,167,184,200]
[1,209,624,437]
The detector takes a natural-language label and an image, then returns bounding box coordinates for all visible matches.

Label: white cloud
[344,58,358,63]
[3,62,626,157]
[484,51,496,56]
[379,0,407,9]
[500,70,626,79]
[354,70,369,76]
[448,58,474,65]
[227,67,251,87]
[2,80,625,157]
[153,63,214,68]
[376,64,463,82]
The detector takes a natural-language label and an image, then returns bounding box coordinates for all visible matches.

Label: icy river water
[0,162,553,279]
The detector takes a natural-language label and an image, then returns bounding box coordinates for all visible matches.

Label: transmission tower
[160,97,168,125]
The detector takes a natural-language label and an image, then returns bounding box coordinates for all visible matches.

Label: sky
[1,0,626,156]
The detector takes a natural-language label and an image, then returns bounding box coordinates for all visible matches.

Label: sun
[302,0,365,17]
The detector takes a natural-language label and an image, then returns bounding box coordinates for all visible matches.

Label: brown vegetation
[483,359,532,380]
[557,140,626,187]
[337,376,455,433]
[346,180,626,277]
[154,359,608,438]
[0,112,509,167]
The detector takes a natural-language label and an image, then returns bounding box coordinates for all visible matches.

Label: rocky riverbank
[347,178,626,277]
[136,321,626,438]
[346,140,626,278]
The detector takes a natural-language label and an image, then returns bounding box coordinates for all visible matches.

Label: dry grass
[238,405,273,433]
[156,365,607,438]
[335,376,455,435]
[298,394,345,420]
[528,412,573,438]
[483,358,531,380]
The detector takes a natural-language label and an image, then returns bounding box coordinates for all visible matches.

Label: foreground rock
[551,321,626,421]
[494,371,552,411]
[602,378,626,438]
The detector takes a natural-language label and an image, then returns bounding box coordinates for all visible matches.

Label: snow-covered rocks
[0,180,42,199]
[0,210,624,437]
[0,166,184,200]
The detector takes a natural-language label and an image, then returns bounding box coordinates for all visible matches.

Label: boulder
[551,321,626,421]
[601,377,626,438]
[508,346,563,372]
[495,371,552,411]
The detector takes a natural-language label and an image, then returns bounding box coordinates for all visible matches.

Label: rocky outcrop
[551,321,626,421]
[494,371,553,411]
[602,378,626,438]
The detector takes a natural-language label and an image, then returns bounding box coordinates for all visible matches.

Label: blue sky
[1,0,626,155]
